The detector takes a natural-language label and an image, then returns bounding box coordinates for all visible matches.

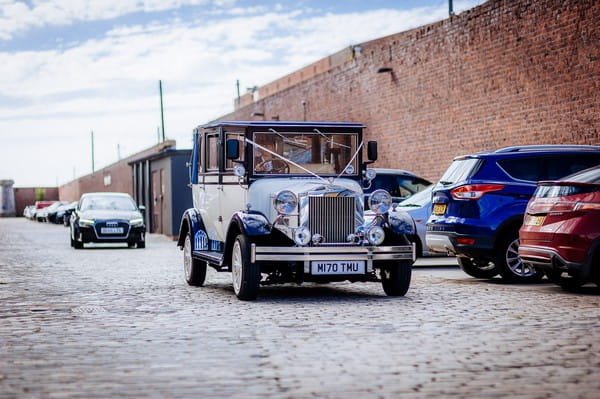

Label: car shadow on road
[449,276,600,295]
[207,283,409,303]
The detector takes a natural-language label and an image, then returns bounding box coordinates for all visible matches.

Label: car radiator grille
[308,196,355,244]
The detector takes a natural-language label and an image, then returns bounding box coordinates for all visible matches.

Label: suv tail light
[527,200,600,215]
[450,184,505,200]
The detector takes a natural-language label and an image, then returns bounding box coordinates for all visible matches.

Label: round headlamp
[233,164,245,177]
[366,226,385,246]
[365,169,377,181]
[273,190,298,215]
[368,189,392,214]
[294,226,311,246]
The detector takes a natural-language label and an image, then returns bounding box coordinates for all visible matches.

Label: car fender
[494,214,524,242]
[177,208,207,249]
[388,209,416,236]
[228,211,272,237]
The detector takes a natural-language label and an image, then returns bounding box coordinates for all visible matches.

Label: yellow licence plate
[432,204,447,215]
[525,215,545,226]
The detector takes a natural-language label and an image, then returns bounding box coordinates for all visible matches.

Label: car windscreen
[438,158,481,186]
[80,196,137,211]
[365,175,430,198]
[252,132,358,175]
[561,165,600,183]
[398,185,433,207]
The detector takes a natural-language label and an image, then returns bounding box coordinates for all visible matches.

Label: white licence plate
[311,261,365,275]
[101,227,124,234]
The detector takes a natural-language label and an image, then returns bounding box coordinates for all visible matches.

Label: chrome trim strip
[254,245,413,253]
[255,253,413,262]
[252,245,414,262]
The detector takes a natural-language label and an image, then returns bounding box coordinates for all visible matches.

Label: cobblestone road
[1,218,599,398]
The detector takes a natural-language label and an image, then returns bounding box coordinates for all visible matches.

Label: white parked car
[177,121,416,300]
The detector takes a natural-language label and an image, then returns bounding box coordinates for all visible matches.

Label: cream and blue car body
[177,121,416,300]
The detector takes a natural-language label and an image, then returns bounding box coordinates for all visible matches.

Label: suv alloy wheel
[495,230,543,283]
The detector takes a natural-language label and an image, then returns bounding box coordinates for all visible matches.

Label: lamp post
[159,80,166,142]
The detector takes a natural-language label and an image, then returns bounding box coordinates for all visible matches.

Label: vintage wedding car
[177,121,417,300]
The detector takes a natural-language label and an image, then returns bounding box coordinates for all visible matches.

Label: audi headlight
[79,218,95,226]
[366,226,385,245]
[130,217,144,226]
[368,189,392,214]
[273,190,298,215]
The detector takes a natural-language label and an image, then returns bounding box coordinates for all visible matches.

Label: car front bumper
[79,225,145,243]
[251,243,415,273]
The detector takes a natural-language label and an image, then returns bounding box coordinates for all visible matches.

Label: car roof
[201,121,365,129]
[370,168,419,177]
[80,192,132,198]
[453,145,600,160]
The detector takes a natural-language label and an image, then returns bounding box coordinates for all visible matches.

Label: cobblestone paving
[1,217,599,398]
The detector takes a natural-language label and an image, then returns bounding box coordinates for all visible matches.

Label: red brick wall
[218,0,600,181]
[14,187,59,215]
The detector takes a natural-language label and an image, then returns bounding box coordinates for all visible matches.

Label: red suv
[519,166,600,289]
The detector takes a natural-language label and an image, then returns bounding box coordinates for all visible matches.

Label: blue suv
[426,145,600,282]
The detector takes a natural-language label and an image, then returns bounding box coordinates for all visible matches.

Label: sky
[0,0,485,187]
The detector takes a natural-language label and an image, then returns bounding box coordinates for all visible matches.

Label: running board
[192,250,224,267]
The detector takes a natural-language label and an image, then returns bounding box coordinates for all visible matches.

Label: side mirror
[138,205,146,212]
[367,141,378,162]
[226,139,240,160]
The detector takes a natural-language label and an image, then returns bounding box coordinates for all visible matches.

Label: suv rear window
[438,158,481,185]
[498,154,600,181]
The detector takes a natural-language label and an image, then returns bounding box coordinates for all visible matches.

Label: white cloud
[0,0,219,40]
[0,0,486,186]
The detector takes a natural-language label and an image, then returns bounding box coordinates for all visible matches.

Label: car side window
[206,133,219,171]
[197,132,203,174]
[497,157,545,181]
[544,154,600,180]
[225,132,245,170]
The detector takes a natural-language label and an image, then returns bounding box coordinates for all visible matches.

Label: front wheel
[231,234,260,300]
[380,261,412,296]
[457,257,498,279]
[495,231,544,283]
[183,235,206,286]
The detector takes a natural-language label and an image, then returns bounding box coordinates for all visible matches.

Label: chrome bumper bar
[251,243,416,273]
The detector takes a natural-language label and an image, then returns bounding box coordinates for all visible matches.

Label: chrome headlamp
[365,169,377,181]
[273,190,298,215]
[294,226,311,246]
[368,189,392,214]
[366,226,385,245]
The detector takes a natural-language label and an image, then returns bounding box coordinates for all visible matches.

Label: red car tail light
[456,237,476,245]
[573,202,600,211]
[450,184,505,200]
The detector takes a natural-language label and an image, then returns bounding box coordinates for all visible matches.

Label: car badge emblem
[106,221,118,227]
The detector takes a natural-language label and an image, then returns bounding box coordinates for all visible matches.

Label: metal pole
[157,127,160,143]
[91,130,95,173]
[117,144,121,160]
[236,79,240,106]
[449,0,454,16]
[159,80,166,142]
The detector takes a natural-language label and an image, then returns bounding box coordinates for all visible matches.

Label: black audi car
[70,192,146,249]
